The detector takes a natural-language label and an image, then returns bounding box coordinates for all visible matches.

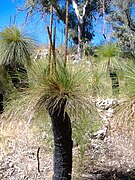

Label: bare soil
[0,101,135,180]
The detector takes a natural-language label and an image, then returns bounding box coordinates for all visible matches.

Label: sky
[0,0,52,45]
[0,0,108,46]
[0,0,25,28]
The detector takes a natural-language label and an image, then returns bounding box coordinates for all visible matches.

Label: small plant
[72,110,102,164]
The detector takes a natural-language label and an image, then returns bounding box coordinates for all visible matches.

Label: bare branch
[37,147,40,173]
[82,0,91,17]
[124,8,135,32]
[71,0,80,21]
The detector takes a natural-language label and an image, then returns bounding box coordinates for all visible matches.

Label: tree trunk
[71,0,90,61]
[78,23,83,61]
[109,69,119,95]
[5,65,28,89]
[0,94,3,114]
[48,100,73,180]
[65,0,69,67]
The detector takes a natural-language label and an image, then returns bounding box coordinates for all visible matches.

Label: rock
[92,126,108,140]
[96,99,118,110]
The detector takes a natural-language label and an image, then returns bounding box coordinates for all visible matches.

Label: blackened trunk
[48,103,73,180]
[109,69,119,95]
[0,94,3,114]
[5,65,28,89]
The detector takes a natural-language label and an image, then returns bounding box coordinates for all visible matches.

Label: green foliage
[67,55,112,98]
[83,44,95,56]
[0,66,16,98]
[124,62,135,97]
[109,0,135,56]
[91,43,131,96]
[72,110,102,158]
[114,62,135,132]
[0,26,36,67]
[95,43,124,95]
[96,43,123,71]
[24,0,110,44]
[5,59,93,121]
[90,69,111,97]
[32,112,54,151]
[97,43,120,58]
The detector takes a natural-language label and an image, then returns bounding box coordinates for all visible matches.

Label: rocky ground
[0,99,135,180]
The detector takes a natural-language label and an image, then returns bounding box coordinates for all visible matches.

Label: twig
[37,147,40,173]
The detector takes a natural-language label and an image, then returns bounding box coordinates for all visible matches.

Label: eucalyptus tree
[71,0,110,60]
[0,25,36,89]
[108,0,135,57]
[24,0,111,60]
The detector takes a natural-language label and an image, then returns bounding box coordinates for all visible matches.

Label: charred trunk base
[110,70,119,95]
[5,65,29,89]
[49,107,73,180]
[0,94,4,114]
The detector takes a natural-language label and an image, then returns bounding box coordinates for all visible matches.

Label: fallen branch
[37,147,40,173]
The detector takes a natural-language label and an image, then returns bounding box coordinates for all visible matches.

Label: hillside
[0,99,135,180]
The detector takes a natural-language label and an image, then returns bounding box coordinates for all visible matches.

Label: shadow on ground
[81,169,135,180]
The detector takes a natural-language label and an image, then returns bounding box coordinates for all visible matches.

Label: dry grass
[112,98,135,137]
[0,105,54,155]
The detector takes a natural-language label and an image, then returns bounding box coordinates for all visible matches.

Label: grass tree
[5,60,93,179]
[96,43,123,95]
[115,62,135,130]
[0,25,36,89]
[0,65,14,114]
[0,81,4,114]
